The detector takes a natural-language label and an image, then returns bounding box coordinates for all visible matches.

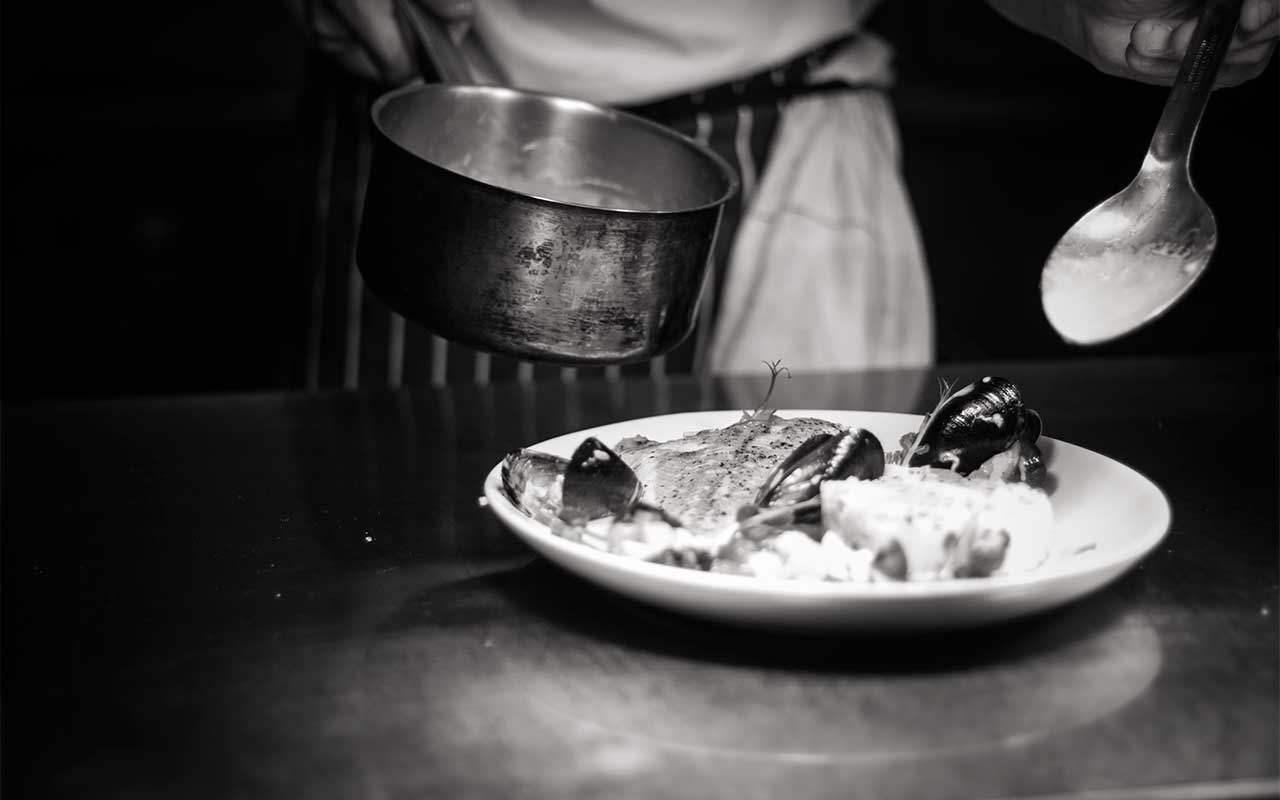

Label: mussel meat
[501,450,567,526]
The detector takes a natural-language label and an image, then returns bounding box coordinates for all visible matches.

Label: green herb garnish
[741,359,790,422]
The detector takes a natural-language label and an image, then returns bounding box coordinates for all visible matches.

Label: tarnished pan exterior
[358,84,738,364]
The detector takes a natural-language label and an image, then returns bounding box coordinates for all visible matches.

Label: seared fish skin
[614,414,844,537]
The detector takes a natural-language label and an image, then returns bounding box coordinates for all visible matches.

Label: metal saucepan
[356,3,738,364]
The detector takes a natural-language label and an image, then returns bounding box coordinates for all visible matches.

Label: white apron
[707,37,935,374]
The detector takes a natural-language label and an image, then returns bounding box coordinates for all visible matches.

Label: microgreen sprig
[741,359,791,422]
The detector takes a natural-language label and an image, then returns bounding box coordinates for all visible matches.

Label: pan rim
[368,81,742,216]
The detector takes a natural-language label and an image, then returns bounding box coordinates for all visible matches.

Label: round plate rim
[482,409,1171,617]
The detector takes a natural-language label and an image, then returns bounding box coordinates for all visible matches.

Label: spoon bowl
[1042,154,1217,345]
[1041,0,1241,345]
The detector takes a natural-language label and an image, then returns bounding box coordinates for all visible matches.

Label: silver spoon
[1040,0,1243,345]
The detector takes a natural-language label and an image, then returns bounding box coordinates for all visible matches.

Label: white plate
[482,410,1171,632]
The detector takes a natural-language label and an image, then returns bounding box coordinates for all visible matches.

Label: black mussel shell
[907,376,1039,475]
[755,427,885,509]
[560,437,642,525]
[1024,407,1042,442]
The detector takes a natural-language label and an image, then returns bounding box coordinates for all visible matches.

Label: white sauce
[1072,206,1132,241]
[1042,243,1207,344]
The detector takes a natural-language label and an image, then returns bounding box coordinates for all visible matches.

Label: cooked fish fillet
[614,413,844,537]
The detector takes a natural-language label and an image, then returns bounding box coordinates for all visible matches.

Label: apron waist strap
[622,35,881,123]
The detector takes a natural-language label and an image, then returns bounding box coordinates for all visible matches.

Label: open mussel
[905,376,1046,487]
[501,450,567,526]
[501,436,641,526]
[503,436,700,564]
[755,427,885,510]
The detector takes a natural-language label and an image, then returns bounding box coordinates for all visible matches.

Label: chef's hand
[282,0,475,85]
[986,0,1277,87]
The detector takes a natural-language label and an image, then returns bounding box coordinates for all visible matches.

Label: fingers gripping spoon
[1040,0,1244,345]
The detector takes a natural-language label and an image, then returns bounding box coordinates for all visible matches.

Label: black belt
[622,34,881,122]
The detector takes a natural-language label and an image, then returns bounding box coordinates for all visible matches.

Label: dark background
[2,3,1276,401]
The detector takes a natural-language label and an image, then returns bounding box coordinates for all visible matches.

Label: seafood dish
[500,374,1053,583]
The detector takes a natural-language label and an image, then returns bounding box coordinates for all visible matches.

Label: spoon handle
[1148,0,1244,165]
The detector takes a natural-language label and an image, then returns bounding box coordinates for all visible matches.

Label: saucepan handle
[393,0,475,84]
